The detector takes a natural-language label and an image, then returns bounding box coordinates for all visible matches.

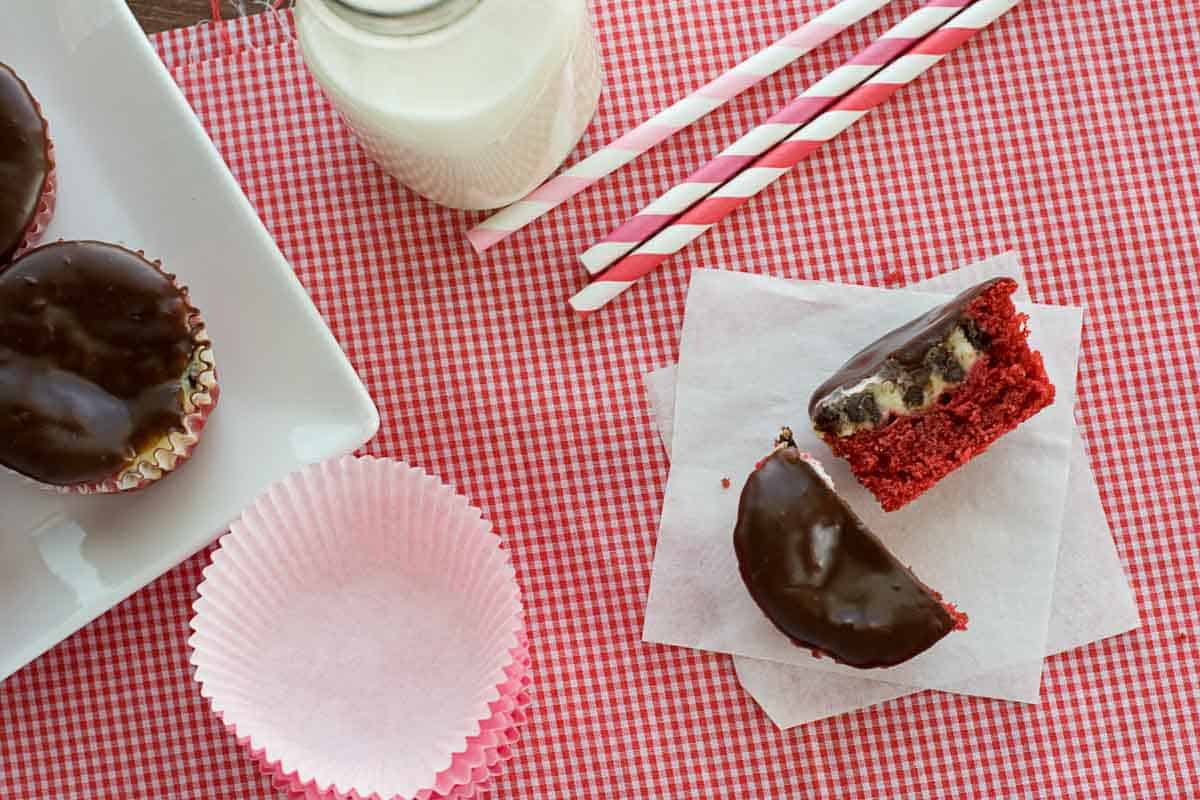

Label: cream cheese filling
[813,326,982,438]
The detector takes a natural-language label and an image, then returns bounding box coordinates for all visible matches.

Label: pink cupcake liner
[266,700,528,800]
[190,456,529,800]
[259,638,533,800]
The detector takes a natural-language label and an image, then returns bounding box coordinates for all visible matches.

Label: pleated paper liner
[264,671,531,799]
[260,632,532,800]
[190,456,528,800]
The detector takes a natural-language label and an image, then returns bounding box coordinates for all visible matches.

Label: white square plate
[0,0,379,681]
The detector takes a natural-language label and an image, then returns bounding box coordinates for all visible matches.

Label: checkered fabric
[3,3,1198,797]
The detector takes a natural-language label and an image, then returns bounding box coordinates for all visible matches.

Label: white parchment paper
[728,431,1140,725]
[642,255,1138,723]
[642,264,1080,691]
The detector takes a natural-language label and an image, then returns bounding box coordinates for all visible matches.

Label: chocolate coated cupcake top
[0,63,51,263]
[0,241,199,485]
[808,278,1012,416]
[733,440,959,668]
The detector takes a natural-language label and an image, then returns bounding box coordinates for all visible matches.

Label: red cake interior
[826,281,1055,511]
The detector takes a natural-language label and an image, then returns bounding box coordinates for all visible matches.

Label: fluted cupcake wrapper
[190,457,528,800]
[263,691,531,800]
[256,635,533,800]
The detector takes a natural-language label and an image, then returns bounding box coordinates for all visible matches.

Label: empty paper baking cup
[260,635,531,800]
[189,456,529,800]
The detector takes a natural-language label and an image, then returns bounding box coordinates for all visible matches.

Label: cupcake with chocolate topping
[809,278,1054,511]
[0,241,218,493]
[734,429,965,668]
[1,63,55,263]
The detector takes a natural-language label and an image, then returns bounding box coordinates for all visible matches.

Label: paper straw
[570,0,1019,314]
[580,0,974,275]
[466,0,897,254]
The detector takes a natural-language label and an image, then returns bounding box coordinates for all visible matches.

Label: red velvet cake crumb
[947,604,970,631]
[934,594,970,631]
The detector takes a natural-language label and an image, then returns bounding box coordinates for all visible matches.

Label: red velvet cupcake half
[809,278,1055,511]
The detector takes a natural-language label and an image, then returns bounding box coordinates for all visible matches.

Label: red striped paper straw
[580,0,974,275]
[466,0,897,254]
[570,0,1019,313]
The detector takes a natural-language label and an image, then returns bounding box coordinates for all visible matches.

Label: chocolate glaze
[0,242,197,485]
[808,277,1014,416]
[733,444,957,668]
[0,64,50,263]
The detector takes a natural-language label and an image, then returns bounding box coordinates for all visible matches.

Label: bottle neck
[322,0,481,36]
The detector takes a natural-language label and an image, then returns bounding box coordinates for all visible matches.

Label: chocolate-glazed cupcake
[0,241,218,493]
[733,430,965,668]
[1,63,55,263]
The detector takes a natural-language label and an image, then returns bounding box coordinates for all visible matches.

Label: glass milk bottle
[296,0,602,210]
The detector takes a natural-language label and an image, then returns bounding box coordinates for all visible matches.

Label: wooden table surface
[128,0,282,34]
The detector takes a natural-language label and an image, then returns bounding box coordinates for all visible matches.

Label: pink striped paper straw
[580,0,973,275]
[570,0,1019,313]
[466,0,897,254]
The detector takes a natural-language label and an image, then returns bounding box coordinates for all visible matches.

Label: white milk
[296,0,601,210]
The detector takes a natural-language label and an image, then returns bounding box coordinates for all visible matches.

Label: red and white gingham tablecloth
[2,3,1198,797]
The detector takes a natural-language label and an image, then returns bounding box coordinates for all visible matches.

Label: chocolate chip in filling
[811,323,987,438]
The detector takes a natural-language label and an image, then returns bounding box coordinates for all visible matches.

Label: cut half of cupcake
[734,430,966,669]
[0,241,218,493]
[809,277,1055,511]
[1,62,56,263]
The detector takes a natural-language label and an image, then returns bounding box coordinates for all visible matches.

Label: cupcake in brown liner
[0,241,218,493]
[1,62,56,263]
